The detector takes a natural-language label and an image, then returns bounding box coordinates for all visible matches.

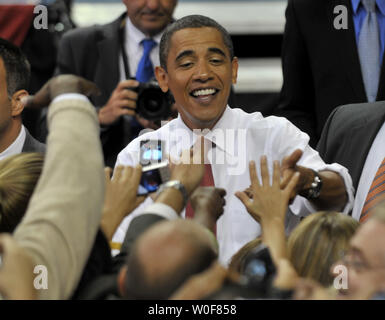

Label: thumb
[235,191,252,209]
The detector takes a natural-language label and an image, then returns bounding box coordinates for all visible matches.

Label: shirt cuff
[290,162,355,217]
[141,202,179,220]
[52,93,89,104]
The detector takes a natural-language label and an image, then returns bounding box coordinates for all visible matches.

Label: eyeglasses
[340,251,369,273]
[340,250,385,274]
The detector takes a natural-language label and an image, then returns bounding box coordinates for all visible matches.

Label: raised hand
[101,165,146,240]
[24,74,100,109]
[98,80,139,125]
[236,156,300,225]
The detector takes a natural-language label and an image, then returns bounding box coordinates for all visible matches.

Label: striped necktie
[360,158,385,222]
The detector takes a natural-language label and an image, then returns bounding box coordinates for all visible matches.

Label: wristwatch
[301,169,323,200]
[156,180,188,207]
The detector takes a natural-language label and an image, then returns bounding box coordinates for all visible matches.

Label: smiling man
[114,15,354,265]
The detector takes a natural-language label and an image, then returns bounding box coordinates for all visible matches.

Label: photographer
[56,0,179,167]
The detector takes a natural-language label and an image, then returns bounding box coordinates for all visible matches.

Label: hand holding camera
[98,79,173,127]
[98,79,138,126]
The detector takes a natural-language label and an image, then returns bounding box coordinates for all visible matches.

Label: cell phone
[139,139,164,167]
[137,139,169,195]
[137,161,171,196]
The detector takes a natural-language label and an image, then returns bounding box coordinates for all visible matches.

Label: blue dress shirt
[351,0,385,63]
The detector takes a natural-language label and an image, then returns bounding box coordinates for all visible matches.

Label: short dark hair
[0,38,30,97]
[159,15,234,70]
[123,237,217,299]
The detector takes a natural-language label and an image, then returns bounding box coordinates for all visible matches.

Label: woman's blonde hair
[229,237,263,273]
[0,152,44,232]
[288,211,359,286]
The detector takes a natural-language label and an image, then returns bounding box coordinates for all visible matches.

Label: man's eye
[180,62,193,68]
[210,58,223,64]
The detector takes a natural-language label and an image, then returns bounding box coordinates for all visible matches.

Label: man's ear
[155,66,169,93]
[231,57,238,85]
[11,90,28,117]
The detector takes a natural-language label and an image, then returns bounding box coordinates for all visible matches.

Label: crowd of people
[0,0,384,300]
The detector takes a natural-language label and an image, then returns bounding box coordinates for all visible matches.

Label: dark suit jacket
[73,214,165,300]
[275,0,385,147]
[317,101,385,191]
[56,13,131,167]
[22,127,46,153]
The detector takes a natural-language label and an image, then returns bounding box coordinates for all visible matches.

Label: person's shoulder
[61,13,124,43]
[234,108,292,129]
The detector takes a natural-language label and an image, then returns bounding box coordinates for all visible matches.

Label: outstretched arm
[236,157,299,265]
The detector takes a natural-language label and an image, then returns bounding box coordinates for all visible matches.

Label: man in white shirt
[56,0,178,166]
[114,15,354,264]
[0,38,45,161]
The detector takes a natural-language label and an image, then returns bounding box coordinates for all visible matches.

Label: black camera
[206,245,294,300]
[133,81,173,121]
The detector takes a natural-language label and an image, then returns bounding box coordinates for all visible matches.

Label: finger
[273,160,280,187]
[121,166,133,182]
[131,164,143,186]
[134,196,146,208]
[82,79,101,97]
[117,79,139,91]
[260,155,270,187]
[249,160,260,188]
[282,149,303,169]
[280,170,294,189]
[117,109,136,117]
[117,99,137,109]
[216,188,227,197]
[104,167,112,182]
[235,191,252,209]
[113,165,124,181]
[120,89,138,101]
[285,172,300,197]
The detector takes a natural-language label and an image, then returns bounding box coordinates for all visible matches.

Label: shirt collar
[125,17,163,46]
[377,0,385,15]
[352,0,385,15]
[174,106,236,156]
[352,0,361,13]
[0,125,26,161]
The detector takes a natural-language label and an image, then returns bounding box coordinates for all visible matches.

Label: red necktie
[360,158,385,223]
[185,163,215,219]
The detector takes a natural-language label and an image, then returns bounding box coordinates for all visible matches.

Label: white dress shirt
[352,122,385,220]
[119,17,163,81]
[113,106,354,264]
[0,125,26,161]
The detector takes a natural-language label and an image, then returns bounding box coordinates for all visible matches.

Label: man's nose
[146,0,160,11]
[192,61,213,82]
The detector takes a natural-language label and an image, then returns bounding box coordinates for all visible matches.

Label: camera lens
[135,81,172,120]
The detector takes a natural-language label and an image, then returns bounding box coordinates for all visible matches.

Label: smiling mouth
[190,88,219,98]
